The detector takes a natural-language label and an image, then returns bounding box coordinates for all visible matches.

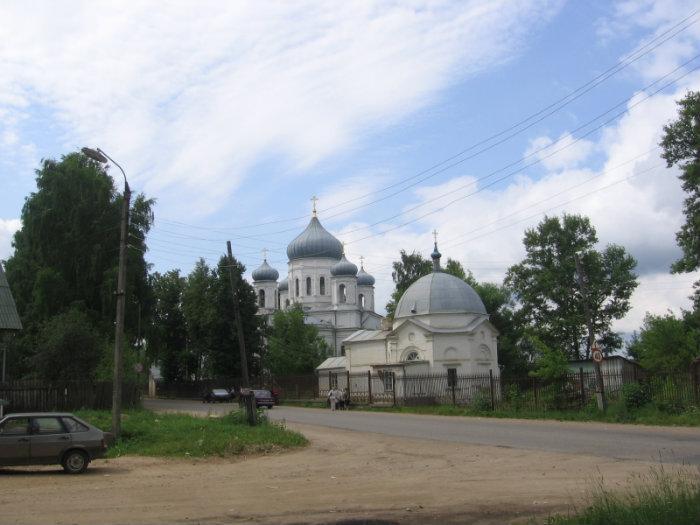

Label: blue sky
[1,0,699,331]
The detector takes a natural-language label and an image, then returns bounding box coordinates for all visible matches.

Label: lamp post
[82,147,130,439]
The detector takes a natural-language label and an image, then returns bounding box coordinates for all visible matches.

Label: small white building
[317,241,500,385]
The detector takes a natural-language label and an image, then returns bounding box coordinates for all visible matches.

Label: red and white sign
[591,345,603,363]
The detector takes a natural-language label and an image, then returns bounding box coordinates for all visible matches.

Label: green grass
[540,467,700,525]
[359,401,700,427]
[75,409,307,459]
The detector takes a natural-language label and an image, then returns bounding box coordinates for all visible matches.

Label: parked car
[203,388,234,403]
[0,412,111,474]
[252,389,275,408]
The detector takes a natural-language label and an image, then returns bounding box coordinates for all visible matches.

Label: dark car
[203,388,234,403]
[252,389,275,409]
[0,412,111,474]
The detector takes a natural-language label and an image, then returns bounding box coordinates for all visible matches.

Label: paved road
[144,398,700,464]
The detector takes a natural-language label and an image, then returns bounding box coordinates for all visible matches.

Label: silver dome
[331,254,358,277]
[395,271,487,319]
[357,265,375,286]
[287,216,343,261]
[278,277,288,291]
[252,259,279,282]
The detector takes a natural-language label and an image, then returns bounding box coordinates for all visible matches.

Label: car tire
[62,450,89,474]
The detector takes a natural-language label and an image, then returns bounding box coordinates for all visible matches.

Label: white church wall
[357,285,374,311]
[347,340,386,368]
[287,257,336,308]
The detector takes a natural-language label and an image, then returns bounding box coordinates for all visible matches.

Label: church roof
[0,263,22,331]
[357,264,375,286]
[278,277,288,291]
[316,356,348,370]
[287,216,343,261]
[330,253,358,277]
[251,259,279,282]
[395,271,487,319]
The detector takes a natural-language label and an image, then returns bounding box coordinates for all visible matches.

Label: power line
[154,9,699,234]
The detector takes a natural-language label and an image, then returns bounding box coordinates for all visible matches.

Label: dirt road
[0,421,675,525]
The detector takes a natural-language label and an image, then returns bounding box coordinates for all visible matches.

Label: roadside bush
[471,389,493,411]
[621,382,651,410]
[504,384,524,410]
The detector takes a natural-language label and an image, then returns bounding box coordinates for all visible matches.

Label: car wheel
[62,450,89,474]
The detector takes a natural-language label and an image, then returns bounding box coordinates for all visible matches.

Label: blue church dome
[252,259,279,282]
[287,216,343,261]
[331,253,358,277]
[278,277,288,291]
[357,265,375,286]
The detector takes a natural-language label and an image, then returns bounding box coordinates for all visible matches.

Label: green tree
[505,214,638,360]
[266,304,328,376]
[527,335,570,380]
[182,259,217,381]
[660,92,700,307]
[385,250,432,316]
[150,270,188,382]
[627,311,700,374]
[4,152,154,379]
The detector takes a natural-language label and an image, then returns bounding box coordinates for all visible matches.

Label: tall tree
[660,91,700,305]
[4,152,154,379]
[182,259,217,381]
[266,304,328,376]
[385,250,432,316]
[505,214,638,359]
[150,270,188,382]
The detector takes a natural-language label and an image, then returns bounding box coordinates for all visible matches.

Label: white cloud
[0,218,21,261]
[524,132,595,171]
[0,0,560,218]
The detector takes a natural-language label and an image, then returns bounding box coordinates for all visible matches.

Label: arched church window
[258,289,265,307]
[319,277,325,295]
[295,278,299,297]
[338,284,346,303]
[306,276,312,296]
[359,293,365,309]
[406,351,419,361]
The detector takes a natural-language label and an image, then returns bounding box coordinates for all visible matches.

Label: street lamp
[82,146,131,439]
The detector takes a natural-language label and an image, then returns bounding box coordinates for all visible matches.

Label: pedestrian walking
[329,387,338,411]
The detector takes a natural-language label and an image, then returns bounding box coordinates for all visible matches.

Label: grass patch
[281,400,327,409]
[75,409,307,459]
[359,401,700,427]
[540,467,700,525]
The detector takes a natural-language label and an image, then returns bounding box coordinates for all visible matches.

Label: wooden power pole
[226,241,249,387]
[575,253,607,411]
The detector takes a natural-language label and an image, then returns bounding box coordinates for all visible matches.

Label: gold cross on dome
[262,248,268,260]
[311,195,318,216]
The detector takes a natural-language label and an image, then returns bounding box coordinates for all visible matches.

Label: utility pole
[113,181,131,439]
[227,241,249,387]
[575,253,606,411]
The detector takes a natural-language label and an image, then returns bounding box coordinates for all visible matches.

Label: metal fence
[0,380,141,413]
[153,368,700,412]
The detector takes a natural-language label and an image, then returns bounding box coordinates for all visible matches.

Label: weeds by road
[540,467,700,525]
[283,400,700,426]
[76,409,307,458]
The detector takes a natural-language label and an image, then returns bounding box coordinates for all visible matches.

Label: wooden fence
[0,380,141,413]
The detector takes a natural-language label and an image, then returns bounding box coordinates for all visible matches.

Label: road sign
[592,349,603,363]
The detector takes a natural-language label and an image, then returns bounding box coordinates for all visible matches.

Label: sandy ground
[0,422,677,525]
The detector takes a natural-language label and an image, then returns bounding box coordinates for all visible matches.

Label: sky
[1,0,700,335]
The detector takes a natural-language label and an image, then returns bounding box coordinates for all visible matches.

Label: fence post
[692,366,698,404]
[579,367,585,408]
[489,369,495,411]
[367,370,372,405]
[392,373,397,407]
[346,370,351,397]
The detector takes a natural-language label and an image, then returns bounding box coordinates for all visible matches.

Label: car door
[0,417,31,466]
[29,417,71,464]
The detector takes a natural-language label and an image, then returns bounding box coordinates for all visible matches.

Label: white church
[249,204,499,378]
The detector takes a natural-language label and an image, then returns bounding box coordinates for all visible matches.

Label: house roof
[344,329,389,343]
[316,356,348,370]
[0,263,22,332]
